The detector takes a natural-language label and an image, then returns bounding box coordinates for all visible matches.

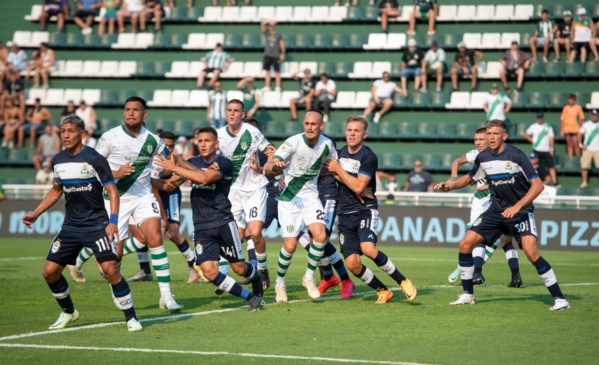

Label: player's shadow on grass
[476,293,582,306]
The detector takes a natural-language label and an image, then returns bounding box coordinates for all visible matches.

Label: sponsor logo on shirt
[491,177,516,186]
[63,183,94,193]
[192,183,217,191]
[51,239,61,253]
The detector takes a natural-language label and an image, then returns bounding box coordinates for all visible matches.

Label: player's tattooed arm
[151,175,185,192]
[450,154,468,181]
[21,184,64,228]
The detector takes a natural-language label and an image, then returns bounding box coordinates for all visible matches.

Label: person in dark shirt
[407,0,439,35]
[289,68,315,122]
[260,20,286,91]
[435,120,570,310]
[378,0,399,33]
[21,115,142,332]
[325,115,417,304]
[451,42,483,91]
[154,126,264,311]
[403,160,434,192]
[400,38,426,97]
[553,11,573,62]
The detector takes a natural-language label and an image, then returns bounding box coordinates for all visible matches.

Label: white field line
[0,343,435,365]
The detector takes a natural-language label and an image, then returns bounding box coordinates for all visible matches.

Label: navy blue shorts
[161,190,181,224]
[193,221,245,265]
[337,209,379,259]
[46,226,117,266]
[469,209,538,248]
[263,193,279,229]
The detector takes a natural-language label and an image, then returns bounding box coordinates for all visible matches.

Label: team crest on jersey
[147,145,154,154]
[51,239,61,253]
[80,163,90,176]
[286,225,294,234]
[505,161,512,171]
[339,234,345,245]
[472,217,482,227]
[195,242,203,256]
[240,141,249,151]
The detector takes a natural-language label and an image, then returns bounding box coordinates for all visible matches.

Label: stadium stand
[0,0,597,191]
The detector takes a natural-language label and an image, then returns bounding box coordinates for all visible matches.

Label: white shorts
[106,195,161,241]
[278,198,325,238]
[469,196,490,227]
[229,187,267,228]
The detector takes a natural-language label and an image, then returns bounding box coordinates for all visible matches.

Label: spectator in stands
[400,38,425,97]
[36,161,54,185]
[82,129,97,148]
[568,7,599,63]
[528,152,551,185]
[423,40,445,92]
[7,43,28,73]
[98,0,120,36]
[451,42,482,92]
[207,81,226,128]
[237,76,260,119]
[0,182,6,201]
[524,112,558,186]
[75,100,97,135]
[1,98,23,149]
[289,68,315,122]
[335,0,359,5]
[407,0,439,36]
[20,98,52,149]
[196,43,233,89]
[174,136,186,156]
[2,71,26,116]
[362,71,402,124]
[579,109,599,189]
[184,127,200,160]
[117,0,145,33]
[39,0,69,32]
[0,42,9,81]
[499,41,530,93]
[74,0,102,35]
[142,0,165,33]
[25,50,41,84]
[32,123,60,170]
[33,43,55,89]
[529,9,554,63]
[377,0,399,33]
[260,20,285,92]
[402,160,434,192]
[560,94,584,157]
[483,84,511,122]
[313,73,336,123]
[61,100,77,121]
[553,11,573,62]
[376,170,398,200]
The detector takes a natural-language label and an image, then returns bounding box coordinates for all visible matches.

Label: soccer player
[435,120,570,310]
[21,115,142,332]
[446,128,521,287]
[263,110,338,302]
[95,96,180,312]
[325,116,417,304]
[153,127,264,310]
[217,100,275,289]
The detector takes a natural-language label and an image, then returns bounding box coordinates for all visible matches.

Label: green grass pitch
[0,238,598,365]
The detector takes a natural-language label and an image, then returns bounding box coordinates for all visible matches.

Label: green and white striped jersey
[273,133,337,202]
[204,50,231,69]
[536,19,554,38]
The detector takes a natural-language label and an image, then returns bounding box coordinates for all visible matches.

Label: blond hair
[346,115,369,131]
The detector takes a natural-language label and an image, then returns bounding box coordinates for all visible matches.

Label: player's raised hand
[116,162,135,178]
[105,222,118,242]
[157,153,176,173]
[21,212,38,229]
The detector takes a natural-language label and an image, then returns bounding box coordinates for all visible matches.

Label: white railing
[4,184,599,210]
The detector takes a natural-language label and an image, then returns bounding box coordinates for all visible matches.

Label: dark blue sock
[503,243,520,272]
[243,262,257,281]
[357,265,388,291]
[459,252,474,295]
[137,245,152,274]
[48,275,75,314]
[473,256,484,272]
[533,256,564,299]
[332,260,349,281]
[111,278,136,320]
[177,240,195,267]
[244,236,258,268]
[212,272,253,300]
[374,251,406,283]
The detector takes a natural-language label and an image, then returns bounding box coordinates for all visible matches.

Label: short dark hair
[244,118,259,129]
[568,94,577,100]
[306,109,323,118]
[487,120,507,131]
[159,131,175,140]
[60,115,86,130]
[227,98,244,110]
[198,126,218,139]
[475,127,487,134]
[125,96,147,110]
[541,9,549,14]
[320,73,329,78]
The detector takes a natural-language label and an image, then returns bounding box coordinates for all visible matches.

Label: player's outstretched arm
[103,183,120,242]
[263,157,289,176]
[151,175,185,193]
[325,158,371,195]
[21,184,63,228]
[434,174,474,192]
[502,177,544,219]
[450,154,468,180]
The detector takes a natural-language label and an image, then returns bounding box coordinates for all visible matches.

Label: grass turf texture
[0,238,597,365]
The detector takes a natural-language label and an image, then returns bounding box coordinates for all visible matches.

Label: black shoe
[507,273,522,288]
[248,296,263,311]
[251,270,264,298]
[259,269,271,290]
[215,288,224,296]
[472,271,485,285]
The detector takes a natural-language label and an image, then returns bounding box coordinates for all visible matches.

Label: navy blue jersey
[468,144,539,213]
[256,150,280,196]
[158,171,182,198]
[318,134,339,200]
[52,146,115,229]
[337,145,378,214]
[189,154,234,230]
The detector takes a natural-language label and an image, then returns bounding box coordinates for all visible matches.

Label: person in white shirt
[524,111,558,186]
[313,73,336,123]
[362,71,402,124]
[423,40,445,92]
[35,161,54,185]
[568,7,599,63]
[174,136,186,156]
[529,9,554,63]
[483,83,511,122]
[117,0,145,33]
[579,109,599,188]
[75,100,97,135]
[82,129,97,148]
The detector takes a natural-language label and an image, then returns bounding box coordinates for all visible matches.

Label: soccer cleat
[275,285,288,303]
[259,269,271,290]
[472,271,485,285]
[127,270,153,282]
[375,289,394,304]
[251,271,264,298]
[400,278,417,302]
[507,273,522,288]
[340,279,355,299]
[214,288,224,296]
[127,317,143,332]
[49,309,80,330]
[317,275,340,294]
[187,267,205,283]
[302,278,321,299]
[448,267,460,284]
[550,298,571,311]
[67,265,86,283]
[158,295,181,313]
[248,296,263,311]
[450,293,476,306]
